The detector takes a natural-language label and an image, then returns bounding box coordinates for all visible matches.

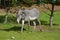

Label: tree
[45,0,56,27]
[35,0,56,27]
[49,0,56,27]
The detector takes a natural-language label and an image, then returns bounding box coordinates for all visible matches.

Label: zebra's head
[21,8,25,14]
[17,8,26,23]
[20,8,26,20]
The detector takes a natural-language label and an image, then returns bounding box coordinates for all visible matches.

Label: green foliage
[23,0,33,3]
[51,0,56,4]
[36,0,41,4]
[0,0,60,7]
[56,0,60,4]
[23,0,35,6]
[40,0,60,5]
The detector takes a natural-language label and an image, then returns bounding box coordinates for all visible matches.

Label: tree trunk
[4,7,9,23]
[4,14,8,23]
[50,14,53,27]
[49,4,54,27]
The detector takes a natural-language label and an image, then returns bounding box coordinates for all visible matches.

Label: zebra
[17,8,42,32]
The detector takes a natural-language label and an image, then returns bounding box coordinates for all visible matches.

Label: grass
[0,31,60,40]
[0,11,60,40]
[40,11,60,25]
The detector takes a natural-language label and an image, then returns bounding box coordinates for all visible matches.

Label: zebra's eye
[22,12,24,13]
[22,11,25,14]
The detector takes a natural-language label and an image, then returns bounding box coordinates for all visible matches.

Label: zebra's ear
[21,7,25,10]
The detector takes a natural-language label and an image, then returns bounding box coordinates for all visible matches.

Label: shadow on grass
[0,26,26,31]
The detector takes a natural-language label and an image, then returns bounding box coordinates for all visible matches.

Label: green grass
[0,11,60,40]
[40,11,60,25]
[0,31,60,40]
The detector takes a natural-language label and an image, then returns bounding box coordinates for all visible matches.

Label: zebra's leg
[28,20,30,32]
[37,19,42,31]
[21,20,25,32]
[33,21,36,32]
